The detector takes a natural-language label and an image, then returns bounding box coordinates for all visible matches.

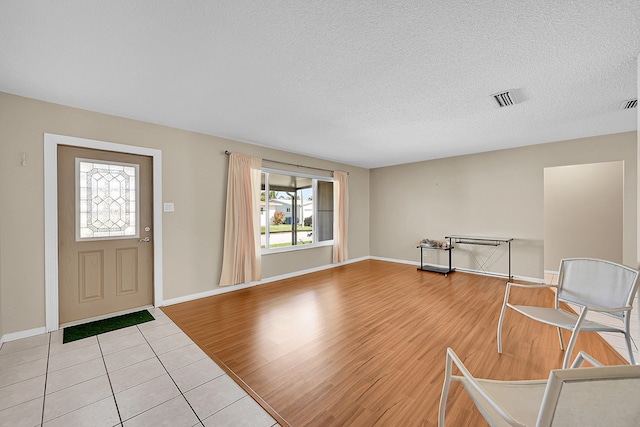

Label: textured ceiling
[1,1,638,168]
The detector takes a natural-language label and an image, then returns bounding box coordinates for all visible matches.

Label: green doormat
[63,310,155,343]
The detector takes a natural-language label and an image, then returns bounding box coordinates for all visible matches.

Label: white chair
[438,347,640,426]
[497,258,639,368]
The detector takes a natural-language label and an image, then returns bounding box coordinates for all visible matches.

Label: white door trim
[44,133,163,332]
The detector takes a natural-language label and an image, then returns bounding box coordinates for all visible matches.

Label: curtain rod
[224,150,348,175]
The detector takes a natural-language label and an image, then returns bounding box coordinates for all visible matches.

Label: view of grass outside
[261,225,312,233]
[267,240,312,248]
[260,224,313,248]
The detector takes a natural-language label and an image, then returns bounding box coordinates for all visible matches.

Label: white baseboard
[370,256,544,283]
[2,255,541,343]
[455,267,544,283]
[162,256,544,306]
[369,256,418,266]
[162,256,369,307]
[0,327,47,345]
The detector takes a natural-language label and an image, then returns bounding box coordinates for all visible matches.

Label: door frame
[44,133,163,332]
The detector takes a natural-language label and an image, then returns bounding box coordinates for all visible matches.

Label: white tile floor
[545,271,639,364]
[0,308,279,427]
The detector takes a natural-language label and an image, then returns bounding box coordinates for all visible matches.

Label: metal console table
[444,235,513,279]
[417,243,455,276]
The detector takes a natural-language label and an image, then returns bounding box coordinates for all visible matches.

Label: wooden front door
[57,145,154,325]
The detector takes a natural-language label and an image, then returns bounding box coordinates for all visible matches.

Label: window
[76,158,139,240]
[261,169,333,251]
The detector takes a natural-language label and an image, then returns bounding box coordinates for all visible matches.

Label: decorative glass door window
[76,158,139,240]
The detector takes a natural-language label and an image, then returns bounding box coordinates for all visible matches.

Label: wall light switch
[163,202,175,212]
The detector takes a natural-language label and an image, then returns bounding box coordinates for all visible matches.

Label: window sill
[261,240,333,255]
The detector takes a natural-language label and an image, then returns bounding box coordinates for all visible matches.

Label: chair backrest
[537,364,640,426]
[557,258,639,318]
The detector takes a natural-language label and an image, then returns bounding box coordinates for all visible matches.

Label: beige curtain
[333,171,349,263]
[219,153,262,286]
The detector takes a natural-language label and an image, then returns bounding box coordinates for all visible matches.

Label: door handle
[139,237,151,242]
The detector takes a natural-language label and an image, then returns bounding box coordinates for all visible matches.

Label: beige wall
[0,89,635,338]
[370,132,637,279]
[0,231,3,340]
[544,161,623,270]
[0,92,370,335]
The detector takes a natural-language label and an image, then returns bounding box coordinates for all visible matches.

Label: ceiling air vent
[620,99,637,110]
[493,91,517,108]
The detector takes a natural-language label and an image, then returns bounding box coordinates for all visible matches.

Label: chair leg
[497,282,511,354]
[624,333,635,365]
[623,313,636,365]
[557,327,565,351]
[562,331,577,369]
[562,310,589,369]
[438,350,454,427]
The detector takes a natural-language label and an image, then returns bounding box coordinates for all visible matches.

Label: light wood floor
[161,259,627,426]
